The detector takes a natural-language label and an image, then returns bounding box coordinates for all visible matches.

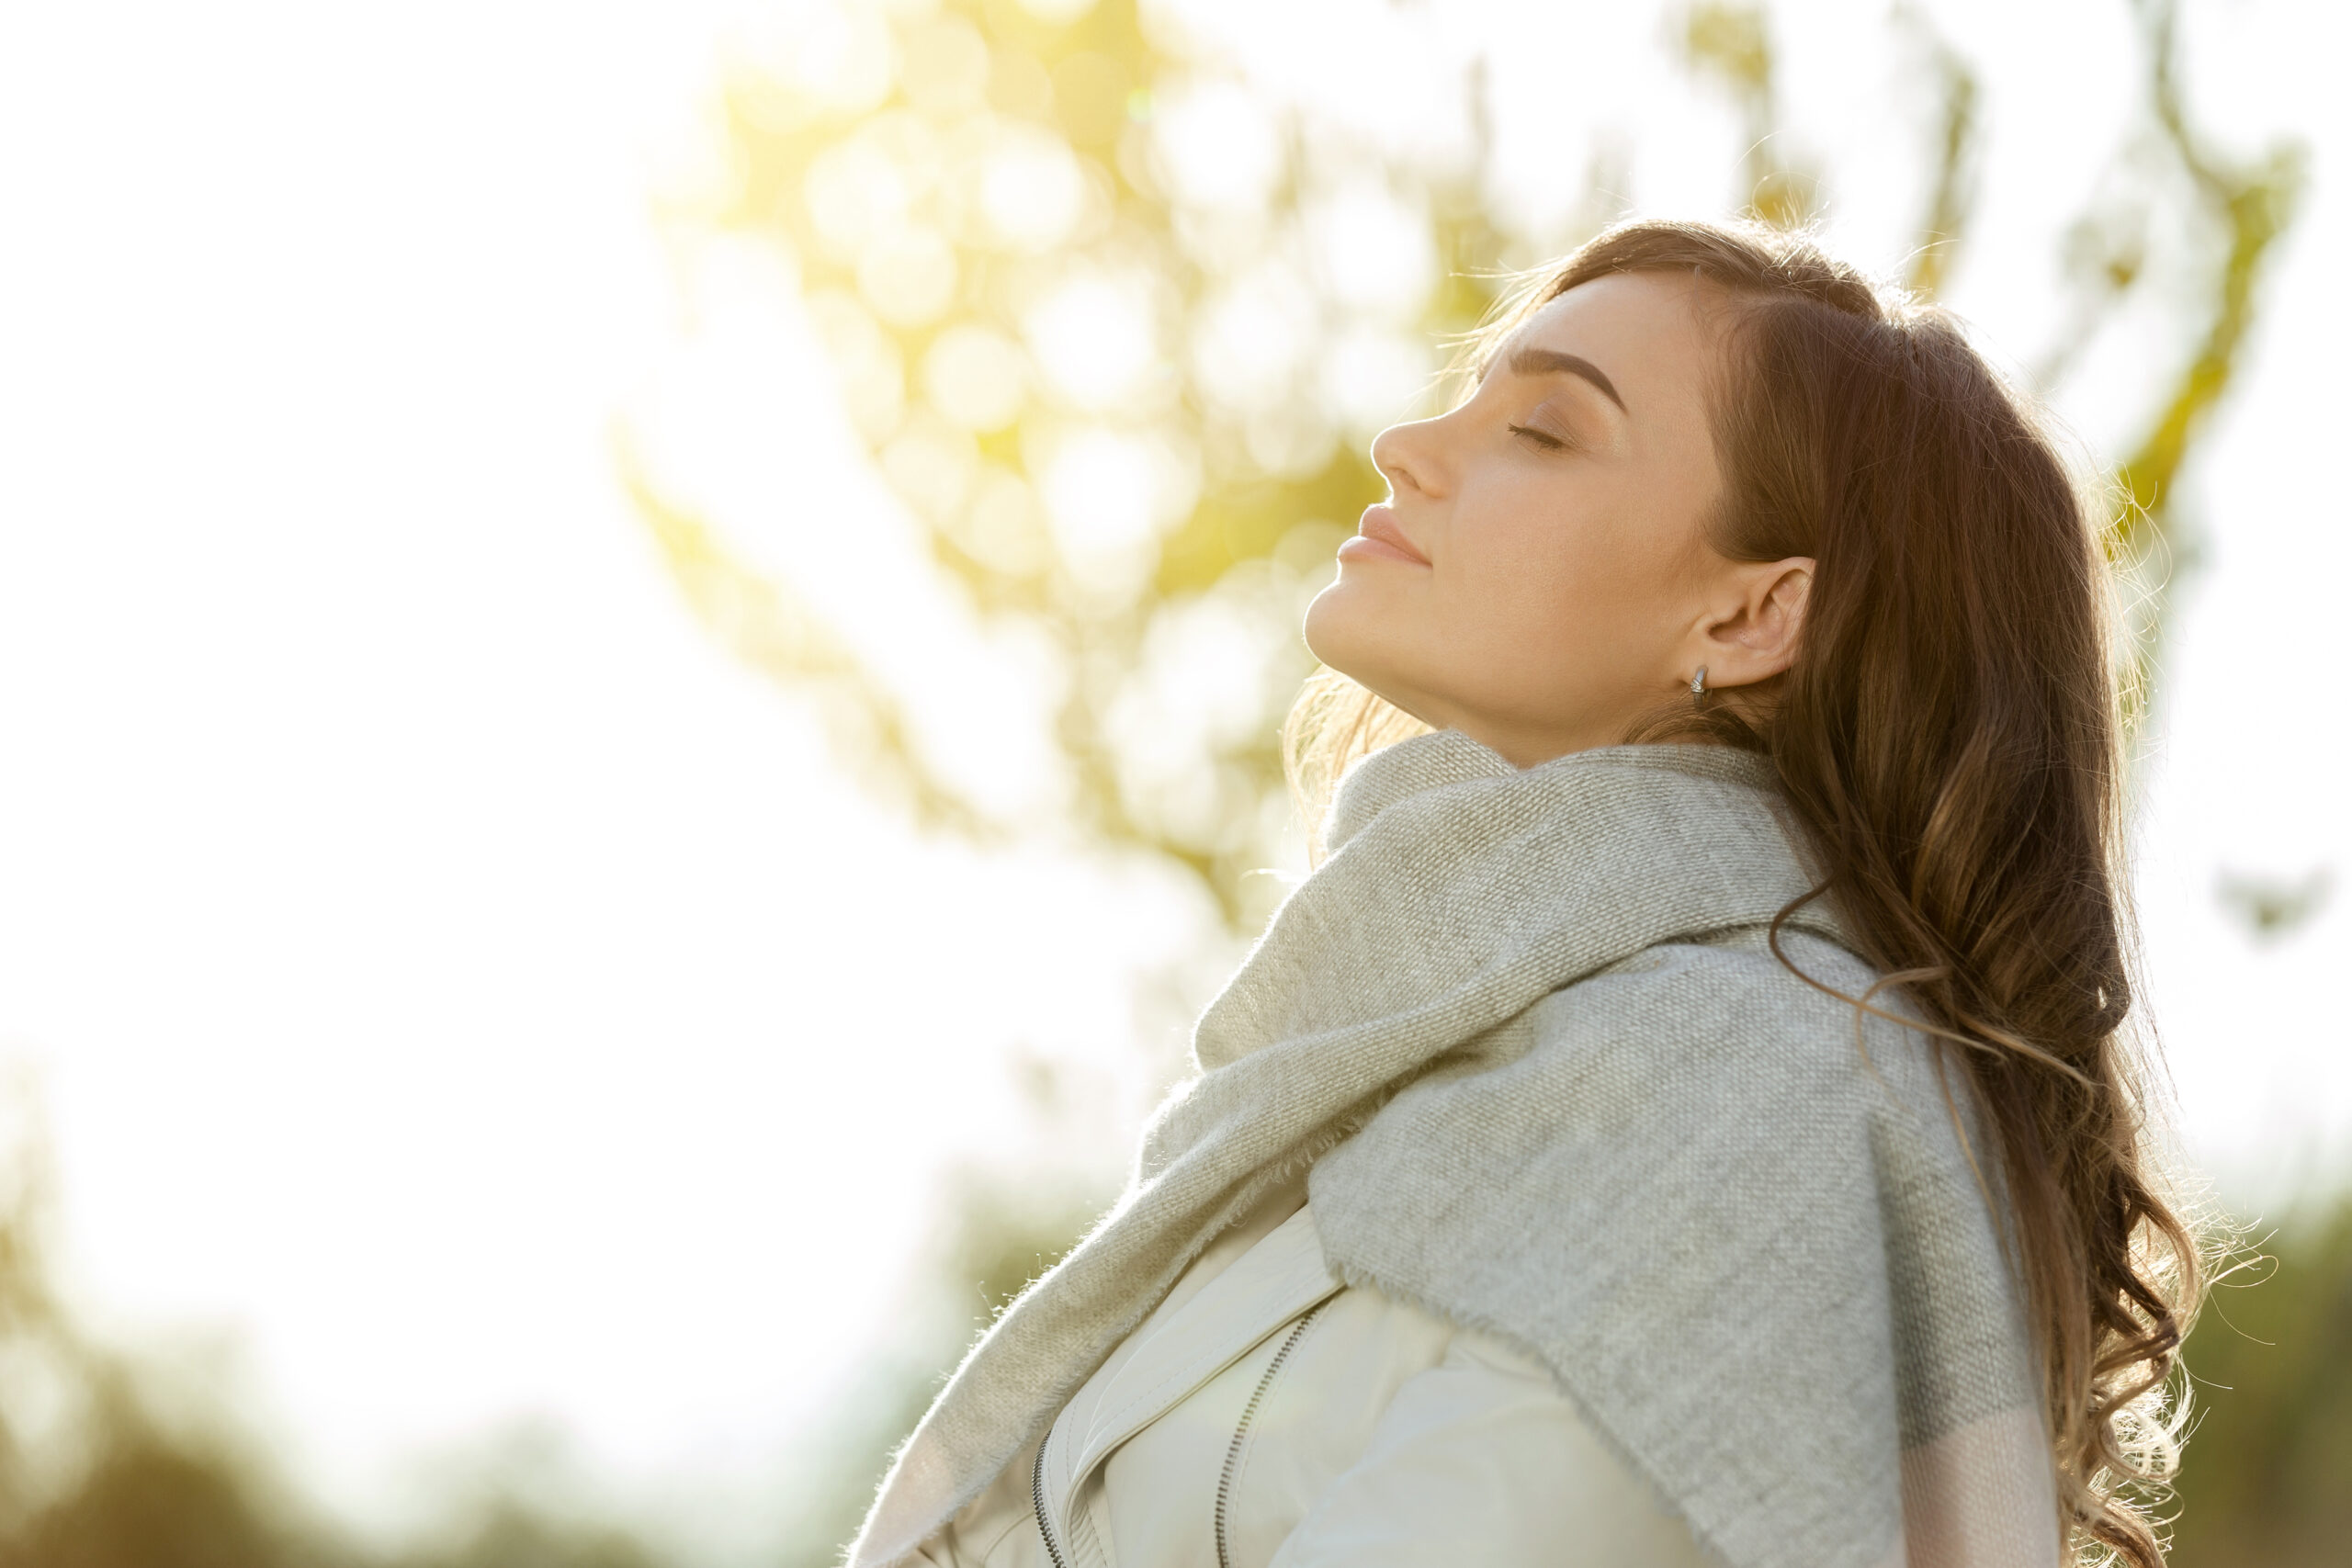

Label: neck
[1374,695,1668,772]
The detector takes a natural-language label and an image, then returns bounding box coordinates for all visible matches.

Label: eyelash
[1509,423,1576,453]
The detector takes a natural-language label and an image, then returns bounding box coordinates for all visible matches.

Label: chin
[1303,581,1420,711]
[1301,576,1374,674]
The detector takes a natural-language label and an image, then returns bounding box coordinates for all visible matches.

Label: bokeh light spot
[978,124,1087,253]
[858,225,958,327]
[803,288,907,444]
[785,5,894,116]
[899,15,991,116]
[956,466,1055,577]
[1322,327,1430,434]
[880,408,980,524]
[803,139,912,262]
[922,324,1027,433]
[1151,79,1282,212]
[1192,262,1316,412]
[1025,270,1158,408]
[1307,181,1435,320]
[1037,427,1196,605]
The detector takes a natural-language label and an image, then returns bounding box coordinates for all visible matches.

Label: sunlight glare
[803,138,915,262]
[783,3,894,116]
[1036,426,1196,604]
[1323,326,1431,435]
[801,288,907,444]
[1103,590,1301,850]
[978,124,1088,253]
[1024,270,1159,409]
[1308,179,1435,320]
[1150,78,1282,212]
[1190,262,1316,413]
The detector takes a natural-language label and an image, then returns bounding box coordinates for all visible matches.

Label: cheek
[1444,480,1654,637]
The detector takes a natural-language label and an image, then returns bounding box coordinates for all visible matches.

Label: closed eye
[1509,423,1577,452]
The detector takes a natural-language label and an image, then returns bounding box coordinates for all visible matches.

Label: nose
[1370,415,1447,502]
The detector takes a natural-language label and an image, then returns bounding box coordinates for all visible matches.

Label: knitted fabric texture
[850,731,2058,1568]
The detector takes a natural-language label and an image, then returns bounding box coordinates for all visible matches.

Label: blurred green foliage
[0,1091,2347,1562]
[0,1100,674,1568]
[1679,2,1822,231]
[2169,1198,2352,1566]
[630,0,2301,936]
[630,0,2329,1559]
[634,0,1541,929]
[0,1086,1114,1568]
[2100,0,2304,718]
[0,2,2331,1566]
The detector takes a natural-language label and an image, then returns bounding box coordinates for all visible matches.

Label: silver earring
[1690,666,1708,703]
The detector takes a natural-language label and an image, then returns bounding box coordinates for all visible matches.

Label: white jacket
[865,740,2059,1568]
[913,1175,1711,1568]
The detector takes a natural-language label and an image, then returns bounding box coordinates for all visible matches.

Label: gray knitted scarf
[851,732,2059,1568]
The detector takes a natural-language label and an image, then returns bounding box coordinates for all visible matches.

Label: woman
[847,219,2200,1568]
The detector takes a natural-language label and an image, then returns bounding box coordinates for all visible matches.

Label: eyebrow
[1501,345,1626,412]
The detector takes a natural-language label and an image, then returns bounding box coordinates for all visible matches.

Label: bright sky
[0,0,2346,1560]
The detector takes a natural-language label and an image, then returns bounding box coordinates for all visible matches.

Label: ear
[1686,558,1813,690]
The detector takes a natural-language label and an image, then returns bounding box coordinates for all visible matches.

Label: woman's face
[1303,270,1813,768]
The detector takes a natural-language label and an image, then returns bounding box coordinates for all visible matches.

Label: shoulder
[1330,923,1971,1215]
[1521,924,1951,1113]
[1549,924,1883,1042]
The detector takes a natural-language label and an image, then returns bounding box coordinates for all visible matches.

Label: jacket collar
[1033,1204,1339,1554]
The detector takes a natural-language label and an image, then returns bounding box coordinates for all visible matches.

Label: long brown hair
[1284,218,2201,1566]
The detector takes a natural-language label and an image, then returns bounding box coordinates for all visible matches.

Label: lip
[1339,503,1430,568]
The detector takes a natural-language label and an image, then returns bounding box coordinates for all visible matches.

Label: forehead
[1492,271,1726,410]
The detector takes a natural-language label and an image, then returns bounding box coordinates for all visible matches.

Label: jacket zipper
[1214,1303,1327,1568]
[1032,1435,1069,1568]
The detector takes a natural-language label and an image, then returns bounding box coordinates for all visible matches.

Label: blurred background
[0,0,2346,1562]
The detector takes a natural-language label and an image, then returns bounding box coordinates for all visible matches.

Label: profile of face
[1303,271,1815,769]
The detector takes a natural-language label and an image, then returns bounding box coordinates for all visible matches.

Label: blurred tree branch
[618,434,1000,838]
[1673,0,2299,732]
[1894,3,1980,300]
[624,0,1520,930]
[2109,0,2305,551]
[627,0,2300,933]
[2098,0,2303,723]
[1677,3,1817,229]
